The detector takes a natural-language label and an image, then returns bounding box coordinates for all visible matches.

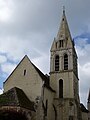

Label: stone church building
[0,9,90,120]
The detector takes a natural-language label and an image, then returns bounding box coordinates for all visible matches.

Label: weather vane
[63,6,65,14]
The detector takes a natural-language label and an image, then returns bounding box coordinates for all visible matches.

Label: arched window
[59,40,63,47]
[64,54,68,70]
[55,55,59,71]
[59,79,63,98]
[24,69,26,76]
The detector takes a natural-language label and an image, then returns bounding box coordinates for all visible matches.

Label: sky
[0,0,89,107]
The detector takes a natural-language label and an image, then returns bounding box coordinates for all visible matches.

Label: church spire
[56,7,72,41]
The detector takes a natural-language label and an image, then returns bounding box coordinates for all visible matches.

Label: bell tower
[50,8,81,120]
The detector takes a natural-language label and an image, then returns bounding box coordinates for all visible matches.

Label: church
[0,9,90,120]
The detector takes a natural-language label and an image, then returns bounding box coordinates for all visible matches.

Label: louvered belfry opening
[55,55,59,71]
[64,54,68,70]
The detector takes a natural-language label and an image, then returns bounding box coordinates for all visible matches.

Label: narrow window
[59,40,63,48]
[59,79,63,98]
[64,54,68,70]
[24,69,26,76]
[55,55,59,71]
[59,41,61,47]
[61,40,63,47]
[62,18,64,21]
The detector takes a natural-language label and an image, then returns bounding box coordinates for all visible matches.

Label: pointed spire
[56,7,72,41]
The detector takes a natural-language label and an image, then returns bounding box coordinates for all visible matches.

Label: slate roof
[0,87,35,111]
[80,103,89,113]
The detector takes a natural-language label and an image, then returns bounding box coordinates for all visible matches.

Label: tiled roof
[0,87,35,111]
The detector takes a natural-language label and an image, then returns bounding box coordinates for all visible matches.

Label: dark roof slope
[31,62,48,83]
[80,103,89,113]
[32,63,55,92]
[0,87,35,111]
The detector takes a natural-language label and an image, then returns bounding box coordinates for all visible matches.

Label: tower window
[59,79,63,98]
[24,69,26,76]
[64,54,68,70]
[55,55,59,71]
[62,18,64,21]
[59,40,63,47]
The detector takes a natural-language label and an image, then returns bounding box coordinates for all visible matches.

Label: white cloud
[0,55,7,63]
[0,88,3,95]
[0,0,13,22]
[32,52,50,74]
[1,62,16,74]
[0,37,29,60]
[75,37,90,106]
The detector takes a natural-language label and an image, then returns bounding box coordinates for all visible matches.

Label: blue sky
[0,0,90,107]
